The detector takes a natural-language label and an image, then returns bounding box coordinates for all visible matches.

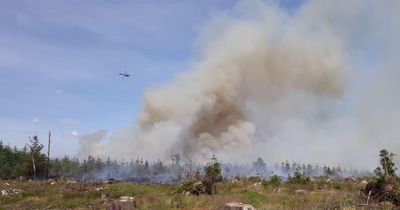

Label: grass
[0,177,390,209]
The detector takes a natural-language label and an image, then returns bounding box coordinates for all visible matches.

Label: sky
[0,0,305,157]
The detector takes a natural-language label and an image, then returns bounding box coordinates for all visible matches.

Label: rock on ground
[295,189,307,194]
[108,196,136,210]
[222,202,256,210]
[1,188,23,196]
[182,181,207,196]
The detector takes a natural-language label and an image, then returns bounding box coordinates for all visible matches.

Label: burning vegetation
[1,146,399,209]
[2,136,400,209]
[0,137,370,183]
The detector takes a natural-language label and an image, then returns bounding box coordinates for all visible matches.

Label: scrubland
[0,177,394,210]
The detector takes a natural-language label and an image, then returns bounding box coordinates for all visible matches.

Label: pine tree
[252,157,267,176]
[374,149,397,177]
[26,135,47,178]
[203,155,222,194]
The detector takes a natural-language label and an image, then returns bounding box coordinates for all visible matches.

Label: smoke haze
[78,0,400,169]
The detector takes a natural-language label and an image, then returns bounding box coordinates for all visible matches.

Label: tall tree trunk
[32,156,36,179]
[45,131,51,179]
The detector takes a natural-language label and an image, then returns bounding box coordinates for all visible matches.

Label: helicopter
[119,71,131,78]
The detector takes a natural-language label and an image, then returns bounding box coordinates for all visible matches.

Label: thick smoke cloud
[78,130,107,160]
[79,0,400,168]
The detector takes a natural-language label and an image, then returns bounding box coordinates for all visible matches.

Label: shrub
[203,155,222,195]
[176,180,196,194]
[365,176,400,207]
[363,149,400,207]
[248,176,262,183]
[286,171,311,185]
[262,175,281,187]
[334,183,342,190]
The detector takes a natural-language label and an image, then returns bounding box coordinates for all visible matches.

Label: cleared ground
[0,178,394,210]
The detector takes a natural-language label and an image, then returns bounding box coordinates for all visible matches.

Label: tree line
[0,136,47,179]
[0,137,186,180]
[0,136,387,181]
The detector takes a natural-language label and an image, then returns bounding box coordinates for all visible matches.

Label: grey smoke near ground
[78,0,400,169]
[77,130,107,160]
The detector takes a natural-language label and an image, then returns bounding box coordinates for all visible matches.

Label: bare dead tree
[45,131,51,179]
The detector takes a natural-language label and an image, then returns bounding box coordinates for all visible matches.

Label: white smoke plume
[79,0,400,169]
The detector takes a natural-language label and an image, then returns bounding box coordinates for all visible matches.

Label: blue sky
[0,0,305,156]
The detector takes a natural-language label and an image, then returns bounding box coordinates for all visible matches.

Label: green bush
[248,176,262,183]
[176,180,196,194]
[334,183,342,190]
[262,175,281,187]
[203,155,222,195]
[286,171,311,185]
